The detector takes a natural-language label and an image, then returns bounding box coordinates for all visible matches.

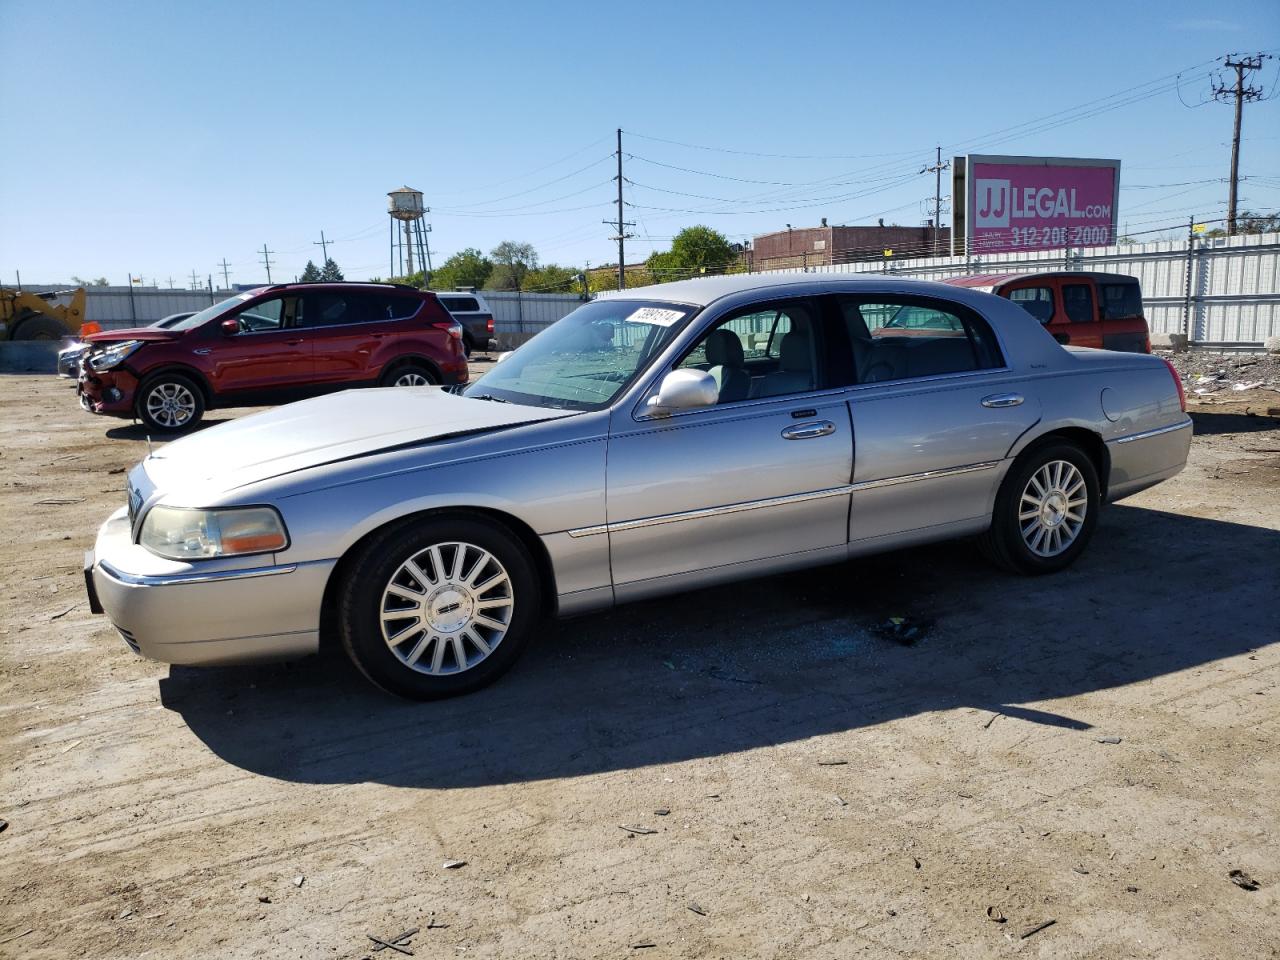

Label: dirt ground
[1,368,1277,960]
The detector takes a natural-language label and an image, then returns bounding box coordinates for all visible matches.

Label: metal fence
[758,231,1280,346]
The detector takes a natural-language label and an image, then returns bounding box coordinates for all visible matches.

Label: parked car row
[83,273,1189,700]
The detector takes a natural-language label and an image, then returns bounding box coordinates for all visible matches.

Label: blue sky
[1,0,1277,287]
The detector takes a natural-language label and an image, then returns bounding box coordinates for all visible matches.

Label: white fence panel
[757,231,1280,345]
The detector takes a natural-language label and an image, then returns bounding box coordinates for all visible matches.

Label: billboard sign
[956,155,1120,255]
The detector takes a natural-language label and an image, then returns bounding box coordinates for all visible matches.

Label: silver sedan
[85,274,1191,699]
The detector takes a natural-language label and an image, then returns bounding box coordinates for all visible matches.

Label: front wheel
[136,373,205,432]
[979,442,1100,575]
[337,514,541,699]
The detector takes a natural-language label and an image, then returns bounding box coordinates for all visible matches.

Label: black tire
[12,314,66,341]
[337,514,541,700]
[135,372,205,433]
[462,333,475,358]
[979,441,1100,575]
[379,361,439,387]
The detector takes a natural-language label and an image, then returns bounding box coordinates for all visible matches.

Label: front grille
[127,482,141,526]
[117,628,140,654]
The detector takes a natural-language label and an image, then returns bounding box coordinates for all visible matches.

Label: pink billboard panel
[967,155,1120,254]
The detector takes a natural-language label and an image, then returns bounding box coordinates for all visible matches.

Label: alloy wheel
[1019,459,1087,557]
[393,371,430,387]
[379,541,515,675]
[145,382,196,428]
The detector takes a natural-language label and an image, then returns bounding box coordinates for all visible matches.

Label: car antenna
[146,435,153,458]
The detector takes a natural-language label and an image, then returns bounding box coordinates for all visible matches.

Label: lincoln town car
[84,274,1192,699]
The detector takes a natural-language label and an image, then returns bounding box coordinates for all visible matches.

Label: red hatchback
[77,283,469,431]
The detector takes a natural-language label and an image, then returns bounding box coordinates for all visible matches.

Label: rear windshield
[1100,282,1143,320]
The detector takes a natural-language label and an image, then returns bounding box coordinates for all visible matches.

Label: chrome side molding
[1111,418,1193,445]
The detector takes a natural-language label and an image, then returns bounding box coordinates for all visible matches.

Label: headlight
[88,340,142,371]
[139,506,289,560]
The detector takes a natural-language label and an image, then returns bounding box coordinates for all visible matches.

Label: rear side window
[839,296,1003,384]
[1062,284,1095,323]
[440,296,479,313]
[366,296,420,321]
[1006,286,1054,323]
[1100,282,1142,320]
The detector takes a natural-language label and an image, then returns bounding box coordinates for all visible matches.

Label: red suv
[77,283,469,431]
[944,272,1151,353]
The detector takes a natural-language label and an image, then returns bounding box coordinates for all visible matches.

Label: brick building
[751,220,950,269]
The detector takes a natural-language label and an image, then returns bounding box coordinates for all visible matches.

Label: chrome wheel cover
[145,381,196,428]
[393,371,430,387]
[379,541,514,675]
[1020,459,1087,557]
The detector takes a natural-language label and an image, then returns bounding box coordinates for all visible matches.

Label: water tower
[387,186,433,282]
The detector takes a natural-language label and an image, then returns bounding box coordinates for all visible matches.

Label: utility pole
[259,243,275,283]
[314,230,330,263]
[188,269,200,290]
[218,258,232,290]
[604,127,634,291]
[1213,54,1270,235]
[422,214,433,274]
[920,146,951,255]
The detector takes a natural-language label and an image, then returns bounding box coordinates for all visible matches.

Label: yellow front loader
[0,286,86,340]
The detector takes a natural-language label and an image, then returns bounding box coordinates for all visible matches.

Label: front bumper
[78,369,138,417]
[86,507,334,666]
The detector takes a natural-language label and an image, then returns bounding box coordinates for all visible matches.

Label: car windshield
[166,294,254,331]
[462,298,695,410]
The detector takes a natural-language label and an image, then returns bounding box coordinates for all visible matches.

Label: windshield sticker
[626,306,685,327]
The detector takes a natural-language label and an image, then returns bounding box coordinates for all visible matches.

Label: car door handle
[285,338,304,346]
[781,420,836,440]
[981,393,1024,408]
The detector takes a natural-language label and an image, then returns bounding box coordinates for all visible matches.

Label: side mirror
[220,318,240,336]
[645,369,718,418]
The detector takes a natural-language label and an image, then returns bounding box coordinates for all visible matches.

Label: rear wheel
[380,362,439,387]
[979,441,1099,575]
[337,514,541,699]
[136,373,205,432]
[462,333,475,358]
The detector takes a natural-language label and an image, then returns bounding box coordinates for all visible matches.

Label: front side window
[462,299,694,410]
[1006,286,1055,324]
[1062,284,1095,323]
[235,296,288,333]
[677,301,819,403]
[839,296,1002,383]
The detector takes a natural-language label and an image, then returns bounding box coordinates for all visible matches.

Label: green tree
[299,260,322,282]
[487,241,539,291]
[428,248,493,291]
[644,226,737,283]
[523,263,581,293]
[319,257,344,281]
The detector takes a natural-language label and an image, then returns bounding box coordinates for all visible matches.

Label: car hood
[86,326,184,343]
[141,387,576,493]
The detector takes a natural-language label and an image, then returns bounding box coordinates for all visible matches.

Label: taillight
[431,320,464,341]
[486,317,494,333]
[1160,357,1186,412]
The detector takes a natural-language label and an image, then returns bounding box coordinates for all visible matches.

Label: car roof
[602,271,987,307]
[943,272,1138,289]
[241,282,426,295]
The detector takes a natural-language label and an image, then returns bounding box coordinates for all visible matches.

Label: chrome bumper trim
[849,460,1001,492]
[97,560,299,587]
[1111,418,1193,445]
